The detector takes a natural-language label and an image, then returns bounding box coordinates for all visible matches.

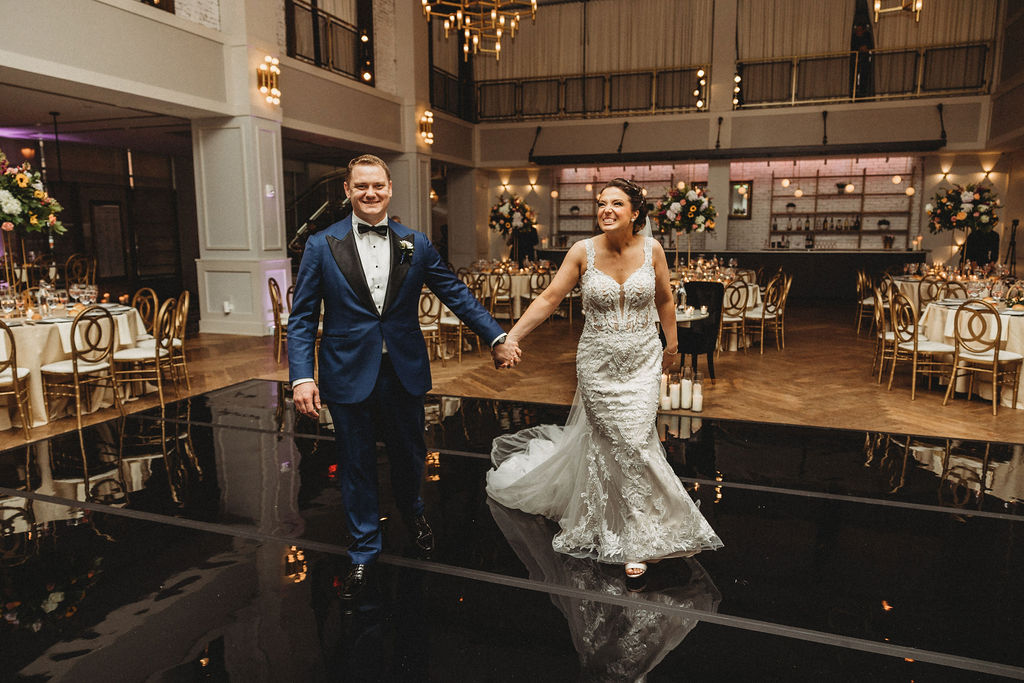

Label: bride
[487,178,722,584]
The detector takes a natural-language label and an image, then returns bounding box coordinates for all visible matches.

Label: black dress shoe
[341,563,369,600]
[411,515,434,553]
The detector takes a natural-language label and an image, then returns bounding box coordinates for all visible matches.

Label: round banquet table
[0,305,148,430]
[919,302,1024,410]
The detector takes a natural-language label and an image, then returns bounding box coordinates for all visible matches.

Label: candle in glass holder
[691,382,704,412]
[669,381,681,409]
[680,374,693,409]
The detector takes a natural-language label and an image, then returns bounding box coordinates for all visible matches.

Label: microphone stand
[1005,219,1018,277]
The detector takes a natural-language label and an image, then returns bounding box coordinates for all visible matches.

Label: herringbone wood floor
[4,303,1023,450]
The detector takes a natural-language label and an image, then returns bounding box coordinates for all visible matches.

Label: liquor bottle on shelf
[772,217,778,232]
[805,230,814,249]
[853,216,861,231]
[786,217,793,231]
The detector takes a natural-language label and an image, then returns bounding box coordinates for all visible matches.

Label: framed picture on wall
[730,181,752,220]
[90,201,128,278]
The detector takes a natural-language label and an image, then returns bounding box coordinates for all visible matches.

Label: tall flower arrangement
[926,183,1000,234]
[653,184,716,234]
[0,152,65,235]
[488,195,535,240]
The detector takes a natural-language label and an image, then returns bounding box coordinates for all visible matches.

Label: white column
[193,114,289,335]
[384,151,433,237]
[705,159,730,251]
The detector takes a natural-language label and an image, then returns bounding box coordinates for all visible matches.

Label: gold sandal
[625,562,648,578]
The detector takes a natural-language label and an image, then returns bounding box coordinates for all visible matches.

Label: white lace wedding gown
[487,237,723,564]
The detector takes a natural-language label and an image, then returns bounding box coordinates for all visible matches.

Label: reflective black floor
[1,379,1022,681]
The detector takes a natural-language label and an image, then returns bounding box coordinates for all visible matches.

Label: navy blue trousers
[328,355,426,564]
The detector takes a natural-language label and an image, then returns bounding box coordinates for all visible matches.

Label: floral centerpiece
[0,152,66,235]
[926,183,1000,234]
[488,194,535,240]
[653,184,716,234]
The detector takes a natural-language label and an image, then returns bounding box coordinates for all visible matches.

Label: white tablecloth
[0,307,147,429]
[474,272,534,318]
[919,302,1024,409]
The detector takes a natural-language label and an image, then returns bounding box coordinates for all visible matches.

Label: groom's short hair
[347,154,391,181]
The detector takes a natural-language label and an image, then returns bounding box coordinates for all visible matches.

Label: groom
[288,154,520,600]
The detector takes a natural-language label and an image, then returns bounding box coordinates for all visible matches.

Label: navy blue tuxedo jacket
[287,216,504,404]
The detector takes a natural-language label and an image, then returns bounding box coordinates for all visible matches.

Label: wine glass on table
[69,282,82,306]
[0,286,14,319]
[55,288,69,316]
[80,285,97,306]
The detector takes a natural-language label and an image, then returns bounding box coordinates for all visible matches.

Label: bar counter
[536,248,928,302]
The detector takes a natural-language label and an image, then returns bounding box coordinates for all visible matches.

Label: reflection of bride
[488,499,721,680]
[487,179,721,583]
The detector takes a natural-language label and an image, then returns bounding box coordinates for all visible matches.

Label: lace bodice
[581,237,657,334]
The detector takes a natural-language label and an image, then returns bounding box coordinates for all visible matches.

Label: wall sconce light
[429,188,439,205]
[940,167,950,181]
[780,178,791,187]
[500,182,512,193]
[694,68,707,110]
[419,110,434,145]
[550,189,558,198]
[19,146,36,160]
[873,0,922,22]
[732,73,742,108]
[677,180,686,190]
[844,183,856,193]
[257,55,281,105]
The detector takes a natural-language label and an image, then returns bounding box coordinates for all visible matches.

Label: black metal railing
[736,41,990,108]
[285,0,362,81]
[431,67,468,119]
[476,65,708,121]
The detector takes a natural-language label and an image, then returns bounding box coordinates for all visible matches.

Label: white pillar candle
[680,378,693,409]
[691,417,702,433]
[660,393,672,410]
[669,382,681,409]
[660,373,668,398]
[691,384,703,412]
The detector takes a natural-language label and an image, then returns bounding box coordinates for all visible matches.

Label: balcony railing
[475,65,709,122]
[285,0,362,82]
[736,41,990,108]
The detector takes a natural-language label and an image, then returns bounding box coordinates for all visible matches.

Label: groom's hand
[293,382,322,419]
[492,339,522,369]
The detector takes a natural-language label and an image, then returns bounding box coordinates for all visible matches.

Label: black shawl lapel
[382,223,411,315]
[327,231,379,317]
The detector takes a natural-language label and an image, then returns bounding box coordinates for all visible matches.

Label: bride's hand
[661,346,680,373]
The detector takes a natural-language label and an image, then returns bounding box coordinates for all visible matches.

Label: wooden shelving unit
[769,167,917,250]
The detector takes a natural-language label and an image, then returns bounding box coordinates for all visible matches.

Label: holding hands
[492,337,522,369]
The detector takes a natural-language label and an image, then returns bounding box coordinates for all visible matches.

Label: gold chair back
[762,277,784,316]
[890,292,917,346]
[918,275,945,308]
[131,287,159,335]
[0,319,31,439]
[418,290,442,325]
[268,277,285,328]
[65,253,97,286]
[952,300,1002,357]
[943,281,969,299]
[1003,283,1024,300]
[529,271,551,296]
[71,305,117,366]
[722,280,748,317]
[286,284,295,312]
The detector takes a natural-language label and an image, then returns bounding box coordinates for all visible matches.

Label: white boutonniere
[399,239,414,264]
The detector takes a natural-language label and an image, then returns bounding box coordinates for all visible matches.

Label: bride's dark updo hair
[601,178,649,234]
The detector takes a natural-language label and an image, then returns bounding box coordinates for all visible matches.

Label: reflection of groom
[288,154,521,599]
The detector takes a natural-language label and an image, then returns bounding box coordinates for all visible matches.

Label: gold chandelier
[422,1,537,62]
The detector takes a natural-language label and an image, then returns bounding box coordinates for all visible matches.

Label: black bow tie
[357,221,388,237]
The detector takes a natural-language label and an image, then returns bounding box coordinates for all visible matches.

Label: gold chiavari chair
[40,305,126,455]
[141,291,192,390]
[0,320,32,440]
[917,274,945,311]
[418,289,444,365]
[114,298,177,405]
[944,280,969,300]
[286,283,295,312]
[269,277,288,364]
[131,287,159,342]
[749,275,783,354]
[560,280,581,326]
[942,300,1023,416]
[488,272,515,322]
[777,272,794,349]
[855,269,875,335]
[887,291,954,399]
[872,286,897,382]
[719,280,749,356]
[1005,282,1024,301]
